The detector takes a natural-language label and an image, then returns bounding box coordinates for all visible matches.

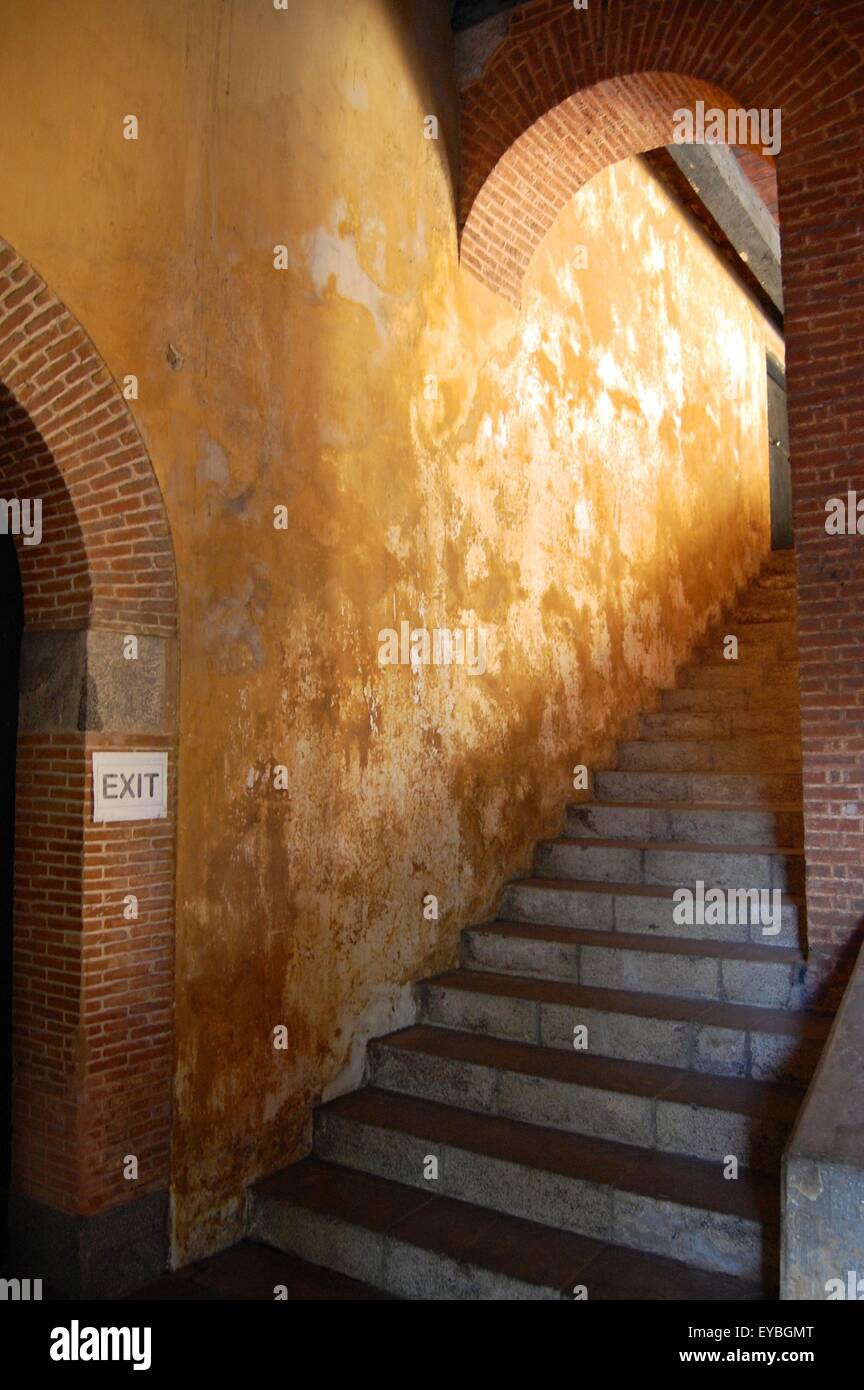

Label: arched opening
[0,235,179,1295]
[457,64,807,905]
[454,4,864,1009]
[461,73,776,306]
[0,534,23,1259]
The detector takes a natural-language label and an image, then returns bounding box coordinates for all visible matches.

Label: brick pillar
[9,637,177,1297]
[0,236,179,1296]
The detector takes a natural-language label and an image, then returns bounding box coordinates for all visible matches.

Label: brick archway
[461,71,761,306]
[458,0,864,1002]
[0,235,178,1294]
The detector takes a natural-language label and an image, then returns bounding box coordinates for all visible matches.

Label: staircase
[250,551,832,1299]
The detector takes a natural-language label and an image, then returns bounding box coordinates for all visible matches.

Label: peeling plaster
[322,983,417,1102]
[0,0,783,1265]
[304,199,392,339]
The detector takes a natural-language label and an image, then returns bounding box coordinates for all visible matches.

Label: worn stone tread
[567,799,802,814]
[250,553,811,1299]
[128,1240,396,1300]
[508,876,806,904]
[423,969,831,1037]
[321,1088,779,1226]
[253,1158,767,1300]
[372,1024,805,1119]
[470,919,805,965]
[545,836,805,857]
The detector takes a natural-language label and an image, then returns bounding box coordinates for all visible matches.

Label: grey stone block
[370,1045,497,1113]
[382,1239,553,1301]
[783,1156,864,1300]
[580,944,719,998]
[612,1191,763,1279]
[7,1188,169,1299]
[534,841,643,884]
[656,1103,784,1173]
[782,942,864,1299]
[691,773,801,804]
[681,665,761,690]
[595,771,692,802]
[664,686,790,713]
[665,808,800,847]
[617,740,709,772]
[496,1070,655,1147]
[707,738,800,774]
[721,959,794,1007]
[566,803,655,840]
[18,627,177,733]
[750,1032,822,1086]
[613,890,749,944]
[316,1115,612,1241]
[17,629,87,731]
[640,712,731,739]
[643,848,774,891]
[249,1196,384,1287]
[501,882,615,929]
[748,899,803,951]
[692,1023,748,1078]
[462,930,580,980]
[541,1002,691,1069]
[421,983,538,1043]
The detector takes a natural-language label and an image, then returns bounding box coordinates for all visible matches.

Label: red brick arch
[0,235,178,1291]
[461,71,761,306]
[458,0,864,1001]
[0,236,176,634]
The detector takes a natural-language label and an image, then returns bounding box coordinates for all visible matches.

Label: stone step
[615,737,800,774]
[130,1238,398,1300]
[596,770,802,804]
[533,838,805,892]
[754,556,795,577]
[461,921,806,1006]
[567,801,803,847]
[418,970,830,1084]
[697,625,800,656]
[750,582,795,600]
[368,1025,802,1172]
[679,661,799,690]
[500,876,802,949]
[756,571,795,583]
[313,1089,778,1279]
[710,620,798,644]
[639,709,797,739]
[661,686,798,713]
[737,576,795,594]
[695,643,798,666]
[243,554,811,1303]
[733,597,796,621]
[730,613,795,633]
[250,1158,767,1300]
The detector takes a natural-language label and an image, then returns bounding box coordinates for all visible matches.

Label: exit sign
[92,751,168,823]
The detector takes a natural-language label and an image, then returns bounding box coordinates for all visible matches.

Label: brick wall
[11,735,84,1210]
[0,237,175,636]
[0,237,178,1217]
[78,731,174,1215]
[458,0,864,1003]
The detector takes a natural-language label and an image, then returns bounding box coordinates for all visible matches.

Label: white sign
[92,751,168,823]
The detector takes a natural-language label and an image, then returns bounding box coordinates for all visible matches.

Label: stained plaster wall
[0,0,781,1259]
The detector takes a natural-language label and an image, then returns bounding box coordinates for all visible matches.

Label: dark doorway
[767,354,793,550]
[0,535,23,1259]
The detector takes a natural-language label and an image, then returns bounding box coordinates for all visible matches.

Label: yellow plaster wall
[0,0,781,1260]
